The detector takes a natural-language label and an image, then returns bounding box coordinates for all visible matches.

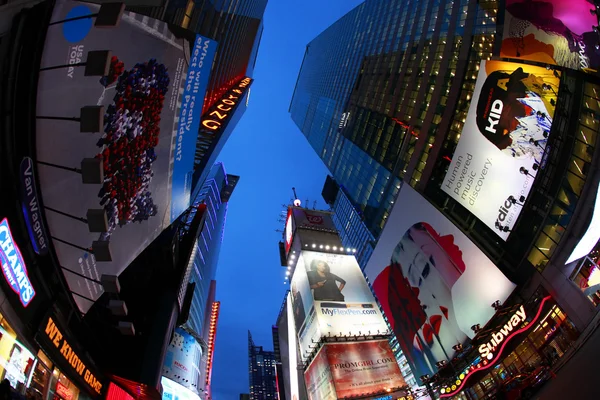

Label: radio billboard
[364,185,516,378]
[36,0,217,313]
[500,0,598,72]
[291,251,388,362]
[441,60,559,239]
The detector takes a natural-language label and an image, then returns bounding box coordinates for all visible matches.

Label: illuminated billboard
[286,293,301,400]
[305,346,336,400]
[162,328,202,394]
[292,208,336,232]
[305,340,405,400]
[364,185,516,379]
[161,376,200,400]
[291,251,388,362]
[441,60,559,239]
[285,207,294,255]
[35,0,216,313]
[500,0,597,72]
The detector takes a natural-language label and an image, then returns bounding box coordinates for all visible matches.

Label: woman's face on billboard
[391,226,454,313]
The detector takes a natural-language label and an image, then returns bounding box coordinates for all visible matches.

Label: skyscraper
[248,331,278,400]
[291,0,600,397]
[162,163,238,399]
[322,175,376,269]
[126,0,266,189]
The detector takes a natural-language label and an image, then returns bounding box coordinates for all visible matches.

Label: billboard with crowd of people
[500,0,598,72]
[290,250,388,362]
[364,185,516,379]
[35,0,216,313]
[441,60,559,239]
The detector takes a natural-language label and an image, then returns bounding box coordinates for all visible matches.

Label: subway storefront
[436,288,578,400]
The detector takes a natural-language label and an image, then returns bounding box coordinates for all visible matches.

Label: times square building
[290,0,600,398]
[0,1,258,400]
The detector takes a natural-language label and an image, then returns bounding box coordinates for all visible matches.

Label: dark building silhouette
[248,331,278,400]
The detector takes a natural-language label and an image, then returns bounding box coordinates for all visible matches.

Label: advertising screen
[292,208,336,232]
[162,328,202,393]
[364,185,516,378]
[501,0,597,72]
[441,60,559,239]
[305,346,336,400]
[291,251,388,361]
[161,377,201,400]
[35,0,217,313]
[326,340,406,399]
[286,294,301,400]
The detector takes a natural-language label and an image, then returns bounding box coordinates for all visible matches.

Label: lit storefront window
[570,252,600,306]
[0,315,35,392]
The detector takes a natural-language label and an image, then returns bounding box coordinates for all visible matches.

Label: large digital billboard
[286,294,301,400]
[441,61,559,239]
[305,341,405,400]
[161,377,200,400]
[305,346,336,400]
[162,328,202,394]
[35,0,216,313]
[500,0,597,72]
[291,251,388,362]
[364,185,516,379]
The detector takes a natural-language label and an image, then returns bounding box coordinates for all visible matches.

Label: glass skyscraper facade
[248,331,278,400]
[291,0,498,238]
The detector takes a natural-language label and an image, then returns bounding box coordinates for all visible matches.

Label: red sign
[56,382,73,400]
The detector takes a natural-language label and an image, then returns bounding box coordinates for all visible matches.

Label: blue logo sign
[62,5,93,43]
[20,158,49,255]
[170,35,218,222]
[0,218,35,307]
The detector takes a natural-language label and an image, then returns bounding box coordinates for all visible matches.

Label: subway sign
[194,77,253,172]
[440,296,552,398]
[38,313,105,396]
[0,218,35,306]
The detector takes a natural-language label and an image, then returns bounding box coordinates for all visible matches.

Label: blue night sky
[212,1,363,398]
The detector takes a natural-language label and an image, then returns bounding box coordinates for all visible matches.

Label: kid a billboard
[442,61,559,239]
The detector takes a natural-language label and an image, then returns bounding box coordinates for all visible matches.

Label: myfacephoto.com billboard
[36,0,217,313]
[291,251,388,362]
[442,60,559,239]
[364,185,516,379]
[501,0,598,72]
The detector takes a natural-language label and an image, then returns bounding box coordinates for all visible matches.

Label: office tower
[292,0,600,398]
[240,394,250,400]
[322,175,376,269]
[248,331,278,400]
[162,163,238,399]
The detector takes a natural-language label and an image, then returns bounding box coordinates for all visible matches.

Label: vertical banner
[35,0,217,313]
[501,0,598,72]
[441,60,559,239]
[364,185,516,379]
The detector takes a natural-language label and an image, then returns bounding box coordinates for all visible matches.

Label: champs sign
[0,218,35,306]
